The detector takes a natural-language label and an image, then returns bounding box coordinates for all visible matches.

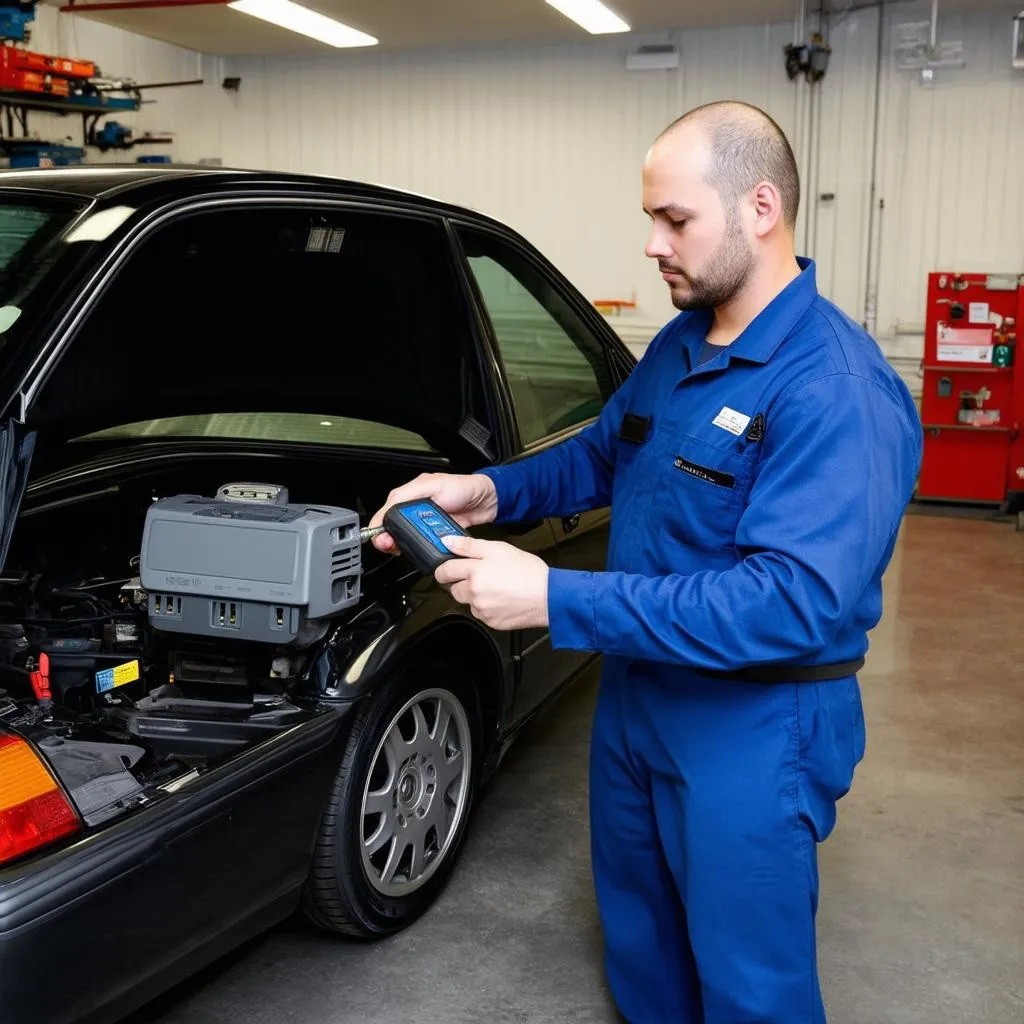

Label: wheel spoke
[364,814,395,857]
[432,704,453,752]
[408,832,425,881]
[364,788,392,817]
[381,838,407,885]
[424,789,450,844]
[410,703,429,748]
[386,722,411,767]
[436,748,464,796]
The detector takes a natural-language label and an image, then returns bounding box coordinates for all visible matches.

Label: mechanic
[369,101,923,1023]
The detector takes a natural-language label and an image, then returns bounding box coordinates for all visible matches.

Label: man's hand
[368,473,499,554]
[434,535,549,631]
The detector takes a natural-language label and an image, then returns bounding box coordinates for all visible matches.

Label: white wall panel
[221,28,807,338]
[876,4,1024,340]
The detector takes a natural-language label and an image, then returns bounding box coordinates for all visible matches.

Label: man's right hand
[367,472,499,554]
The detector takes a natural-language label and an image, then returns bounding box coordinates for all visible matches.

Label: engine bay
[0,478,378,830]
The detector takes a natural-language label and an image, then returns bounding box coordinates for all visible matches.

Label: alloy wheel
[360,687,472,897]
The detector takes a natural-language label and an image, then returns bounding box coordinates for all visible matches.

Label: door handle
[561,513,581,534]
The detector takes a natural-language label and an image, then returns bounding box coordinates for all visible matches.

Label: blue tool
[376,499,467,574]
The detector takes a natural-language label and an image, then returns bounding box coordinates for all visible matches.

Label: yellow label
[112,660,140,687]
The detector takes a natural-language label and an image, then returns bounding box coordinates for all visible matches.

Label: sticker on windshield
[96,660,140,693]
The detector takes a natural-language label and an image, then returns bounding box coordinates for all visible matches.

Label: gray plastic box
[139,492,362,645]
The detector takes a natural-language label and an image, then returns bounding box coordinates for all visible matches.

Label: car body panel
[1,707,348,1024]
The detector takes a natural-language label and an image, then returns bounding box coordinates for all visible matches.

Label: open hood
[25,199,489,454]
[0,184,496,565]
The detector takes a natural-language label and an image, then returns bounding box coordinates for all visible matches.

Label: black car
[0,167,633,1024]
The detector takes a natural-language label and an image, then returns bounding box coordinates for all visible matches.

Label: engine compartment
[0,455,422,831]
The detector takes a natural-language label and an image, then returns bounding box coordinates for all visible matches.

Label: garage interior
[0,0,1022,1022]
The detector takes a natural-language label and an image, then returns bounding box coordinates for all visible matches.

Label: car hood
[0,184,495,568]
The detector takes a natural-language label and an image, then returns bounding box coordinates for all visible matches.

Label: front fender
[303,576,508,708]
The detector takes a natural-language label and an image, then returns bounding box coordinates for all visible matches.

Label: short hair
[661,101,801,229]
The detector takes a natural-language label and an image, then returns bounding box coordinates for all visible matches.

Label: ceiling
[48,0,1020,58]
[43,0,808,57]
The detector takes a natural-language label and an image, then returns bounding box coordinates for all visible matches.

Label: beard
[662,209,754,311]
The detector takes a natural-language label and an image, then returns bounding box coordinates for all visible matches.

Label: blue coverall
[479,259,923,1023]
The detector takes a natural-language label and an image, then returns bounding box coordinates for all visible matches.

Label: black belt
[702,658,865,684]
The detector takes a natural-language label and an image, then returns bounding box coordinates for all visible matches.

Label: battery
[380,499,468,575]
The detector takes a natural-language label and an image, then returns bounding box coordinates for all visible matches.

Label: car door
[453,224,624,721]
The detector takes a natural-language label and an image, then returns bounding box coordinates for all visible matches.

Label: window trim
[449,218,626,457]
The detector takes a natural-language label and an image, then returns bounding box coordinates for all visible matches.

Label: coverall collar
[682,257,818,375]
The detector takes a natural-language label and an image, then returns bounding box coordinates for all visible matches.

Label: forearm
[476,428,614,524]
[545,554,851,671]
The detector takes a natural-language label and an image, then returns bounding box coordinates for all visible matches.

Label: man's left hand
[434,535,549,630]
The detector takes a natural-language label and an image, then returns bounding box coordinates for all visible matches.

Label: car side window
[457,228,614,447]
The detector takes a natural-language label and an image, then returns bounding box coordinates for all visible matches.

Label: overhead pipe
[863,0,885,335]
[810,58,825,259]
[793,0,809,255]
[60,0,229,12]
[809,0,828,261]
[802,84,814,257]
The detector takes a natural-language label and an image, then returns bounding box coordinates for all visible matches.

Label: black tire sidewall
[329,665,480,936]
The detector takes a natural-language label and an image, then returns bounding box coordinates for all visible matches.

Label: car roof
[0,164,500,226]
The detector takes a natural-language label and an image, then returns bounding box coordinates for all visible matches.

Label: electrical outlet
[210,600,241,630]
[152,594,182,619]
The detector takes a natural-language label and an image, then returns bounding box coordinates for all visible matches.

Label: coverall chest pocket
[612,431,649,499]
[658,434,755,552]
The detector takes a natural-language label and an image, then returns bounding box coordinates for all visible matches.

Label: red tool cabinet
[917,271,1023,509]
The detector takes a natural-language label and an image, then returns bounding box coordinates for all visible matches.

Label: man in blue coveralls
[370,101,923,1022]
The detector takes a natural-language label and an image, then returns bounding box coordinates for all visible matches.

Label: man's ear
[751,181,783,235]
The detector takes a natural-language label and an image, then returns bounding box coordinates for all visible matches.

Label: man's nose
[644,225,672,260]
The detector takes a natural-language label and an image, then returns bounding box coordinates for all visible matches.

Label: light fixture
[544,0,629,35]
[227,0,378,48]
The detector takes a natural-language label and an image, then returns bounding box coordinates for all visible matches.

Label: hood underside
[29,204,482,454]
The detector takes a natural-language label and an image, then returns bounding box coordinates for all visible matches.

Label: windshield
[0,192,90,352]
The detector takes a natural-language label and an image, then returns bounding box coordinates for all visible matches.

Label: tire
[301,664,480,938]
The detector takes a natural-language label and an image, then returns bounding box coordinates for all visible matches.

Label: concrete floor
[134,513,1024,1024]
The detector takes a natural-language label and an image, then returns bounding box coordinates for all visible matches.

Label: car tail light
[0,733,80,866]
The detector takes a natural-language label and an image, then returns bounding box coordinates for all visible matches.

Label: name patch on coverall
[674,457,735,489]
[712,407,751,436]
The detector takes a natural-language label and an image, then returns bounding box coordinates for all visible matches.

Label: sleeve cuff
[547,568,599,652]
[473,466,515,524]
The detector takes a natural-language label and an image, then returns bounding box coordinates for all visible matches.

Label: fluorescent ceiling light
[545,0,630,34]
[227,0,378,47]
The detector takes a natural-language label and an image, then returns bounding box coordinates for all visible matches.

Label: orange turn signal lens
[0,734,80,865]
